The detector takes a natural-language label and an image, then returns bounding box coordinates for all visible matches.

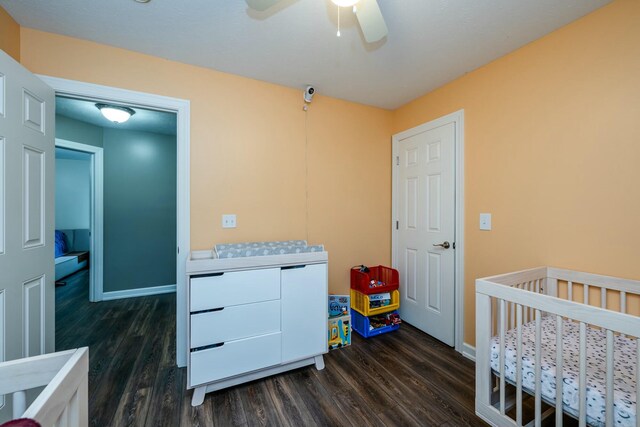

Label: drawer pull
[191,272,225,279]
[281,265,306,270]
[191,307,224,315]
[191,342,225,352]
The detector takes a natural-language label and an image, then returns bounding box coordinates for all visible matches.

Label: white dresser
[185,249,328,406]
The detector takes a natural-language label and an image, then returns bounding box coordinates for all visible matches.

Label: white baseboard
[102,284,176,301]
[462,342,476,361]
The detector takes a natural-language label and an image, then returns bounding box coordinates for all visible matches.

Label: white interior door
[0,50,55,420]
[395,122,455,346]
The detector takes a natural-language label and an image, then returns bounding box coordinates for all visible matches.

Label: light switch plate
[222,214,237,228]
[479,213,492,231]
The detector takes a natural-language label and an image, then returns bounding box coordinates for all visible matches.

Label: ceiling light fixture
[95,103,136,123]
[332,0,360,37]
[134,0,151,3]
[331,0,359,7]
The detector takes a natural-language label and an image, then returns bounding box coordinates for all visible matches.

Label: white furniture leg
[314,355,325,370]
[191,386,206,407]
[13,390,26,419]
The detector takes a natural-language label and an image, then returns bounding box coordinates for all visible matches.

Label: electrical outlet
[222,214,237,228]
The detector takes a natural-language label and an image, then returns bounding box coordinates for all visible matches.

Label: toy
[329,324,341,348]
[388,312,402,325]
[341,318,350,341]
[368,312,402,330]
[328,295,350,317]
[328,315,351,350]
[368,292,392,309]
[369,279,386,289]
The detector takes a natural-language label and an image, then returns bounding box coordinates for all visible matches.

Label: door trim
[55,139,104,302]
[39,75,191,368]
[391,110,466,357]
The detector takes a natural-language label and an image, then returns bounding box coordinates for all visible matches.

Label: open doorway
[42,75,191,368]
[54,95,178,301]
[54,146,92,291]
[54,139,103,302]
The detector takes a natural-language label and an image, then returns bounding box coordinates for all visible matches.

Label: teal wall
[56,115,103,147]
[103,128,177,292]
[55,157,91,229]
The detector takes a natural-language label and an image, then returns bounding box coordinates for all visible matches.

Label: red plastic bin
[350,265,399,295]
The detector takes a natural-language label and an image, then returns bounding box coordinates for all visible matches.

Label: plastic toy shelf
[350,265,399,295]
[351,309,400,338]
[350,289,400,316]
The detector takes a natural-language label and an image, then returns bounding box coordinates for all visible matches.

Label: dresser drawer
[190,300,280,348]
[190,268,280,312]
[189,332,282,387]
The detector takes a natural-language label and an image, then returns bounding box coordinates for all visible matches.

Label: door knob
[433,241,450,249]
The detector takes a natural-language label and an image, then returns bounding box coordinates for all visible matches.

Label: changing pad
[214,240,324,259]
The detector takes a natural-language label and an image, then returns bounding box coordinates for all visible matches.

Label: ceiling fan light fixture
[96,103,136,123]
[331,0,359,7]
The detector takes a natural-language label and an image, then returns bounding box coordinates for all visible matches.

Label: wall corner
[0,5,20,63]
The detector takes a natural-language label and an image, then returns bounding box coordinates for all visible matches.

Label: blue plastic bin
[351,309,400,338]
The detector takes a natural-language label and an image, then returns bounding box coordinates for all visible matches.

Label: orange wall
[20,28,393,293]
[394,0,640,345]
[0,5,20,61]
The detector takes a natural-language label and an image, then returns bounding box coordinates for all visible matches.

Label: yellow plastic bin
[350,289,400,316]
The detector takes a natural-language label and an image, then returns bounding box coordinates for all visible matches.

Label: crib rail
[0,347,89,427]
[476,267,640,427]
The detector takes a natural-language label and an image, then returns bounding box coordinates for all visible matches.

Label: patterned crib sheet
[490,316,637,427]
[214,241,324,258]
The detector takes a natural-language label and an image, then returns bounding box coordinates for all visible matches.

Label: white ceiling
[56,96,177,136]
[2,0,610,109]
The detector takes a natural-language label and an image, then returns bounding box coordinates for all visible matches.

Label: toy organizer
[350,289,400,316]
[350,266,401,338]
[351,310,400,338]
[350,265,399,295]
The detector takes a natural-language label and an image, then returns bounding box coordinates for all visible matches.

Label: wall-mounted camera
[304,85,315,103]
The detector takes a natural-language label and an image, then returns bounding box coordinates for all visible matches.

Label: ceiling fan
[245,0,388,43]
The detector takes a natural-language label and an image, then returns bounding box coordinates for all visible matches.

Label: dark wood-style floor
[56,269,486,426]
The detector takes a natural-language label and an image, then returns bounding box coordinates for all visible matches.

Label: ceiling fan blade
[245,0,281,12]
[355,0,388,43]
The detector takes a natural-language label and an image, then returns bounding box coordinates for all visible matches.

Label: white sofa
[55,229,90,281]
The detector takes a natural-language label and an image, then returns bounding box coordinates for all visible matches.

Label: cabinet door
[281,263,328,363]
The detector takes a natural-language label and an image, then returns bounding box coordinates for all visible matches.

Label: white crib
[476,267,640,427]
[0,348,88,427]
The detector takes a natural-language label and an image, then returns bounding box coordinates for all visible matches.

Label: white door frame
[55,139,104,302]
[391,109,467,358]
[39,75,191,368]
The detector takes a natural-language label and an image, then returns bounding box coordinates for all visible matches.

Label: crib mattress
[490,316,636,427]
[214,240,324,259]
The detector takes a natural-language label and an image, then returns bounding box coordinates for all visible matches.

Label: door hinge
[178,246,180,254]
[395,221,399,230]
[396,156,400,166]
